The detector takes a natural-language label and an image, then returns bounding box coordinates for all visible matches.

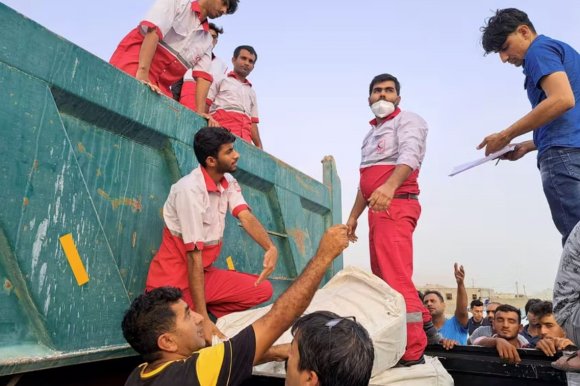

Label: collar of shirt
[201,166,229,192]
[227,71,252,86]
[191,1,209,32]
[369,107,401,126]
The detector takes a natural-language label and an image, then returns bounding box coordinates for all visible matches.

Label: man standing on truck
[346,73,431,366]
[109,0,239,117]
[477,8,580,246]
[122,225,353,386]
[183,45,264,149]
[145,127,277,345]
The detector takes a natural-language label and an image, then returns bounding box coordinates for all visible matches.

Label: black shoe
[396,355,426,367]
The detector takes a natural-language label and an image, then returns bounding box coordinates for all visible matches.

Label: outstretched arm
[250,225,349,364]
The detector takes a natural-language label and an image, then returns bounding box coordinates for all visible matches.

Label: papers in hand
[449,145,516,177]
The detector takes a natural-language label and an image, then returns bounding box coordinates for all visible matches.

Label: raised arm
[250,225,349,364]
[454,263,468,327]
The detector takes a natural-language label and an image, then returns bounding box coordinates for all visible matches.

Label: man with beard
[346,73,430,366]
[110,0,239,113]
[205,46,263,148]
[473,305,528,364]
[146,127,277,345]
[423,264,469,345]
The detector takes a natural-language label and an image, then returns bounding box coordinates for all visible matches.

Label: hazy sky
[5,1,579,294]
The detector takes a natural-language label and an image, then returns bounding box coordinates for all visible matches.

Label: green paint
[0,3,341,376]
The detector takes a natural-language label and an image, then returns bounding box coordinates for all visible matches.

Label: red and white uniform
[359,108,429,361]
[203,72,259,143]
[146,166,272,317]
[109,0,213,98]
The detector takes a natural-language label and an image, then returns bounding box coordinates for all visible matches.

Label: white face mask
[370,100,395,118]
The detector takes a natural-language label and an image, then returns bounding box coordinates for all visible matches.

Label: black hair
[423,290,444,303]
[524,298,542,315]
[495,304,521,324]
[470,299,484,309]
[233,45,258,62]
[121,287,182,362]
[291,311,374,386]
[208,22,224,35]
[369,73,401,96]
[481,8,536,54]
[529,300,554,320]
[193,127,236,167]
[225,0,239,15]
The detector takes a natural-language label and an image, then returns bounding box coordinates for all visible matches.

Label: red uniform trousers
[368,198,431,361]
[179,79,199,112]
[211,109,253,143]
[146,228,273,318]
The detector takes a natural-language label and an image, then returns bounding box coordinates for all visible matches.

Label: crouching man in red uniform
[347,73,431,365]
[109,0,238,115]
[146,127,277,345]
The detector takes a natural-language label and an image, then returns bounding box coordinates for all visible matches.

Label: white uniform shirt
[360,110,428,170]
[143,0,213,75]
[208,72,259,122]
[162,166,248,251]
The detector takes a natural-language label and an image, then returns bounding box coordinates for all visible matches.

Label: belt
[393,193,419,200]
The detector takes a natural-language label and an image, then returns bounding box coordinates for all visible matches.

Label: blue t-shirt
[438,316,468,345]
[523,35,580,158]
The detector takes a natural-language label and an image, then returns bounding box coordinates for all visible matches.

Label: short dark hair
[121,287,182,362]
[423,290,444,303]
[529,301,553,320]
[495,304,521,324]
[524,298,542,315]
[193,127,236,167]
[233,45,258,62]
[471,299,484,309]
[369,73,401,96]
[291,311,374,386]
[208,22,224,35]
[481,8,536,54]
[225,0,239,15]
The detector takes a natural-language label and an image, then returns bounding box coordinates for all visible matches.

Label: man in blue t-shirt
[423,264,469,345]
[478,8,580,246]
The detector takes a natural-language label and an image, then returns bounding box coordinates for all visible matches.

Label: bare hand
[440,338,458,350]
[477,131,510,156]
[454,263,465,286]
[368,184,394,212]
[255,246,278,286]
[202,319,226,346]
[496,338,521,364]
[499,142,530,161]
[346,217,358,242]
[199,113,221,127]
[315,225,349,261]
[135,71,162,95]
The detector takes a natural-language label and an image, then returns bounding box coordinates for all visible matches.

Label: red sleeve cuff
[184,241,205,252]
[140,21,163,40]
[251,117,259,123]
[232,204,250,218]
[191,71,213,83]
[206,98,213,107]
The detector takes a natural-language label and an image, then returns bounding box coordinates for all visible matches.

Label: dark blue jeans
[539,147,580,246]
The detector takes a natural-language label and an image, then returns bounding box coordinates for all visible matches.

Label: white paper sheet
[449,145,516,177]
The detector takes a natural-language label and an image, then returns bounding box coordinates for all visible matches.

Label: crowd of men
[105,2,580,385]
